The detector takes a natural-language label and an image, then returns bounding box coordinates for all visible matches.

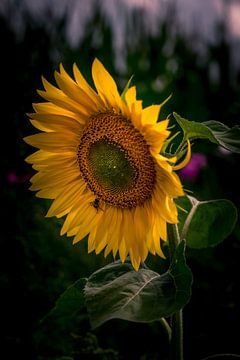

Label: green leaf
[121,75,134,100]
[84,241,192,328]
[36,278,87,356]
[203,120,240,153]
[43,278,87,323]
[173,112,240,153]
[173,112,217,143]
[177,196,237,249]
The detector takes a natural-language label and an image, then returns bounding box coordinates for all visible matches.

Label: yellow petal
[73,206,103,245]
[24,132,79,153]
[29,113,83,133]
[92,58,123,111]
[141,105,161,125]
[154,152,177,164]
[129,249,141,271]
[36,186,64,199]
[152,220,166,258]
[46,181,86,217]
[119,239,128,263]
[67,195,100,231]
[32,102,87,123]
[30,168,80,191]
[88,226,98,253]
[54,69,98,112]
[151,187,177,224]
[124,86,136,108]
[131,100,143,129]
[95,232,108,254]
[25,150,54,164]
[121,210,135,252]
[156,168,184,197]
[37,89,90,117]
[112,209,123,258]
[73,63,104,107]
[94,207,114,250]
[143,124,170,153]
[133,206,150,261]
[157,119,170,131]
[103,207,120,257]
[172,140,191,170]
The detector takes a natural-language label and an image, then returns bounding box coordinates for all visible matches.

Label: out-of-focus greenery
[1,9,240,360]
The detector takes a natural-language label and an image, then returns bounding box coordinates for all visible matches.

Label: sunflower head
[24,59,191,271]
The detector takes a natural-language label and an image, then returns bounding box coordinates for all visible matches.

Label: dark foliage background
[1,2,240,359]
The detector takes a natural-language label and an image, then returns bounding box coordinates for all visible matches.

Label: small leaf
[121,75,134,100]
[84,241,192,328]
[177,196,237,249]
[173,112,240,153]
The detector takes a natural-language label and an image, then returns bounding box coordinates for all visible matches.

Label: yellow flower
[24,59,191,270]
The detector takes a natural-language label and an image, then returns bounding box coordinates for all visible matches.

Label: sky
[1,0,240,71]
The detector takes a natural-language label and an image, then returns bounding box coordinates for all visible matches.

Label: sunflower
[24,59,191,270]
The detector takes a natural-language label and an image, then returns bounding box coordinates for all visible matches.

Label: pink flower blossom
[179,153,207,181]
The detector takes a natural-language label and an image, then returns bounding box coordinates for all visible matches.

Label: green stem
[168,223,180,259]
[167,224,184,360]
[159,318,172,343]
[170,308,184,360]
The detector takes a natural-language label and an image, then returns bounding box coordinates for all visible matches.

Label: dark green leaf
[203,120,240,153]
[173,113,240,153]
[84,241,192,328]
[173,112,217,143]
[43,278,87,322]
[176,196,237,249]
[36,279,87,356]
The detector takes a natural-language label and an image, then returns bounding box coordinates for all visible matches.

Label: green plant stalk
[159,318,172,342]
[167,223,184,360]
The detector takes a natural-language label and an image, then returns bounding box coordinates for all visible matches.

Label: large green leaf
[203,120,240,153]
[84,241,192,328]
[173,113,240,153]
[177,196,237,249]
[36,278,87,356]
[42,278,87,323]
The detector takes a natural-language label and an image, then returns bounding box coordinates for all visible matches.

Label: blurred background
[1,0,240,359]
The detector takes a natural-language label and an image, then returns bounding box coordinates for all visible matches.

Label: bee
[90,198,103,212]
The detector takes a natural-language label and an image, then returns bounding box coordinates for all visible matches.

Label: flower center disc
[77,112,156,208]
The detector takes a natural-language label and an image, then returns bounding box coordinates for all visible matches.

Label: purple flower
[179,153,207,181]
[7,171,31,184]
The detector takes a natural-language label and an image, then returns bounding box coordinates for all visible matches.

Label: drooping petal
[172,140,191,171]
